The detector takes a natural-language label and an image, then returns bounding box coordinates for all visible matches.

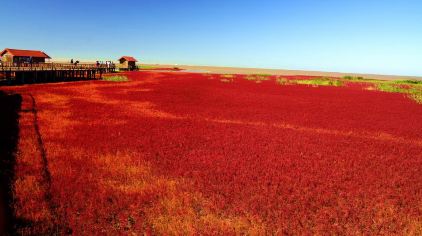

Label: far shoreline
[49,60,422,81]
[141,63,422,81]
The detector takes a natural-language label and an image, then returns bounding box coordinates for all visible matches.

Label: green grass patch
[376,83,407,93]
[343,75,368,81]
[394,80,422,85]
[245,74,272,81]
[336,76,422,103]
[409,91,422,103]
[342,76,383,83]
[355,80,421,103]
[375,82,422,103]
[102,75,129,82]
[295,78,343,87]
[139,65,159,69]
[276,77,343,87]
[276,75,422,103]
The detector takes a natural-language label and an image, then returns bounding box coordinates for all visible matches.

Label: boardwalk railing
[0,62,116,71]
[0,62,116,85]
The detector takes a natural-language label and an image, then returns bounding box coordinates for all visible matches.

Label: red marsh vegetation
[0,71,421,234]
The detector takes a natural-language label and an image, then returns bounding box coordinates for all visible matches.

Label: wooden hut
[0,48,51,64]
[118,56,138,71]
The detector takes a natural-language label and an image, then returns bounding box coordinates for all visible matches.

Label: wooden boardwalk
[0,63,116,85]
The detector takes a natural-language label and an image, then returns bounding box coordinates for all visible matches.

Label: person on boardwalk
[71,59,74,64]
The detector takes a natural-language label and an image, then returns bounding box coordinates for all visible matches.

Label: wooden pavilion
[118,56,138,71]
[0,48,51,64]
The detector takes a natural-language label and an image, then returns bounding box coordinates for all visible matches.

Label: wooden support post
[8,69,11,84]
[6,71,10,85]
[35,68,37,83]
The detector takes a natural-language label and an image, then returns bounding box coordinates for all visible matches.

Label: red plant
[1,71,421,234]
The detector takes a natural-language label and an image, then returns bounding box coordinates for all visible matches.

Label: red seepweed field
[1,71,422,234]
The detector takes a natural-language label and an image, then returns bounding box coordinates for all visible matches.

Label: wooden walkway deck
[0,63,116,85]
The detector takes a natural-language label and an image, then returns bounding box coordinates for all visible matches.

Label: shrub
[102,75,129,82]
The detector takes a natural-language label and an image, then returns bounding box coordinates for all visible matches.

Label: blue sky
[1,0,422,76]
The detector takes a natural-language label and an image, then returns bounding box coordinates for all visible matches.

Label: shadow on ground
[0,76,98,86]
[0,91,21,234]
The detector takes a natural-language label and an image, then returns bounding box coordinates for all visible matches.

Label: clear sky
[1,0,422,76]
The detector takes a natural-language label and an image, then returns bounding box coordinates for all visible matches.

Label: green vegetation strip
[343,76,422,103]
[139,65,159,69]
[245,74,272,82]
[277,77,343,87]
[276,75,422,103]
[102,75,129,82]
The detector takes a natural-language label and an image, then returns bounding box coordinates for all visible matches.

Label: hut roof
[119,56,138,62]
[0,48,51,58]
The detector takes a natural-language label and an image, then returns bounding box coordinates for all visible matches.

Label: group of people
[69,59,114,68]
[96,61,114,68]
[70,59,80,65]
